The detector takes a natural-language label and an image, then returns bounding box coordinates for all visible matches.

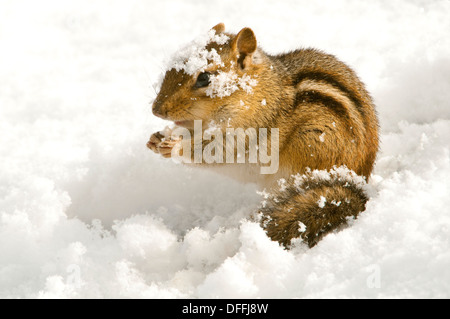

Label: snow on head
[164,28,257,99]
[168,29,229,75]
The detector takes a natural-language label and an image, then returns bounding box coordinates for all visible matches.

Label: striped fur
[260,169,369,248]
[259,49,379,247]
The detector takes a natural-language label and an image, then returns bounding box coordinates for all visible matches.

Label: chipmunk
[147,23,379,248]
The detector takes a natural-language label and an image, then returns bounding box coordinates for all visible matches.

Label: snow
[206,71,258,98]
[317,196,327,209]
[169,29,228,75]
[163,26,258,99]
[1,0,450,298]
[319,132,326,142]
[298,222,307,234]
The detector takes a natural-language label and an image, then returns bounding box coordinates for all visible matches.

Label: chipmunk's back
[267,48,378,180]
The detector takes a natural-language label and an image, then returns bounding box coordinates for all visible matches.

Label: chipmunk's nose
[152,99,167,118]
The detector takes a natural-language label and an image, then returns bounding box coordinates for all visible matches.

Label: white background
[1,0,449,298]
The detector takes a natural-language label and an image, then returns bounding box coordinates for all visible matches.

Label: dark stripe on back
[295,90,350,120]
[294,71,365,117]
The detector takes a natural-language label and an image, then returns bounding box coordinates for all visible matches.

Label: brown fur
[260,171,368,248]
[148,23,379,248]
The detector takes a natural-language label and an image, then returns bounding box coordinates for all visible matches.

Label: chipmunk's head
[152,23,266,130]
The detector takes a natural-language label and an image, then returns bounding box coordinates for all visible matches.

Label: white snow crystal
[331,200,341,206]
[238,74,258,94]
[206,71,238,98]
[277,178,287,191]
[319,132,326,142]
[298,222,307,233]
[240,100,250,110]
[317,196,327,208]
[256,189,271,200]
[206,71,257,98]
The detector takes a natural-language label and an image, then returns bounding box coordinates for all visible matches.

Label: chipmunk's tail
[259,167,370,248]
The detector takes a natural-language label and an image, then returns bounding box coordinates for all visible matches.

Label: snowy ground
[1,0,450,298]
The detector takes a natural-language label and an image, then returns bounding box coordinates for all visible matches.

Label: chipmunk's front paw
[147,131,164,153]
[147,129,181,158]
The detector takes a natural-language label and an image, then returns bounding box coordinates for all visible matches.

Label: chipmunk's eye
[195,72,210,88]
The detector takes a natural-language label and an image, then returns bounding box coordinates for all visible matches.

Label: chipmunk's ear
[232,27,257,70]
[211,23,225,34]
